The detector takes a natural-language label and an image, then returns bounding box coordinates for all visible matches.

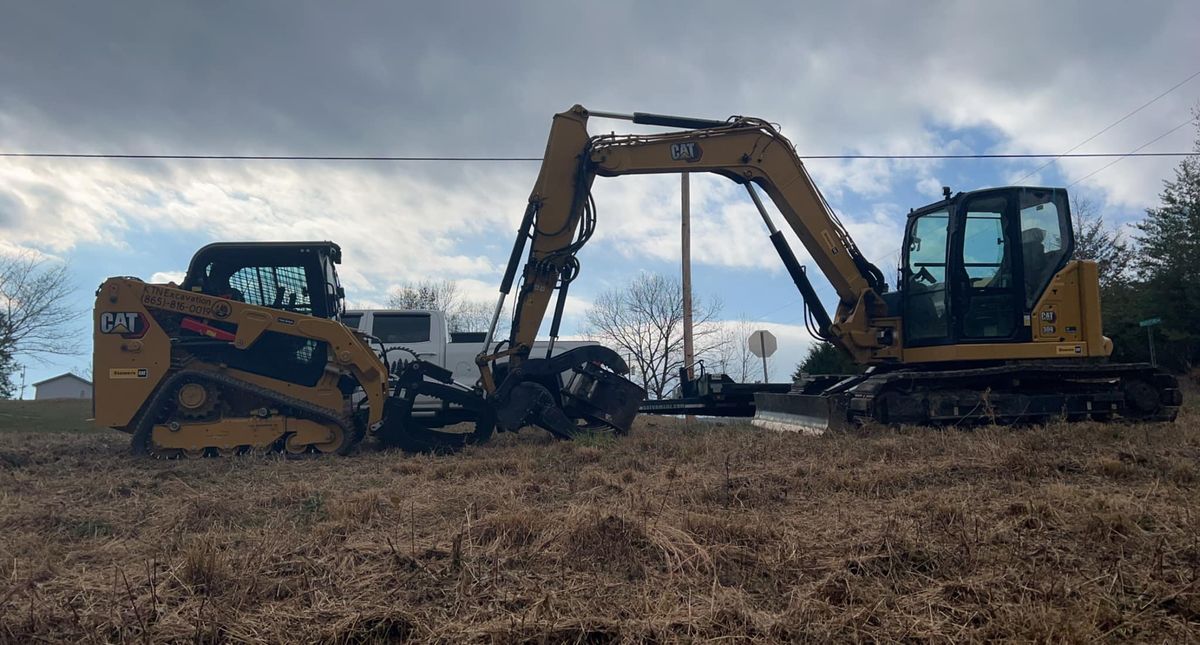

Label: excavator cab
[901,187,1072,348]
[180,241,346,319]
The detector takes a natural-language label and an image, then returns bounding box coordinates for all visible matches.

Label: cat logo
[99,312,146,338]
[670,142,702,162]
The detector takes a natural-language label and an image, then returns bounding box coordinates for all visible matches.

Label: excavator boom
[496,106,892,370]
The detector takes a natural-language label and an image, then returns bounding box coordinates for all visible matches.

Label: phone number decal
[142,285,231,318]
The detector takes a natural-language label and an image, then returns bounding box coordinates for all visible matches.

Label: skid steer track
[131,369,362,458]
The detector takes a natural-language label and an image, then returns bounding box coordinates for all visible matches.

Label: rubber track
[840,362,1180,425]
[131,369,362,457]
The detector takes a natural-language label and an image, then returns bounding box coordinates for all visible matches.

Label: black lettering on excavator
[670,142,702,162]
[142,285,222,318]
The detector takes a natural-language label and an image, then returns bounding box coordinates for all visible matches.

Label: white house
[33,373,93,400]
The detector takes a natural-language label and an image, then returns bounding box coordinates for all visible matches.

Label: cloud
[2,1,1194,214]
[0,158,534,304]
[148,270,185,284]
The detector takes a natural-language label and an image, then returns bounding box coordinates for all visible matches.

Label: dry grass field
[1,396,1198,643]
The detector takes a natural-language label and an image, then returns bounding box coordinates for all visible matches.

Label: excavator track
[130,369,362,458]
[755,362,1181,433]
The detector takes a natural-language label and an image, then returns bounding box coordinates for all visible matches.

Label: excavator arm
[481,105,897,385]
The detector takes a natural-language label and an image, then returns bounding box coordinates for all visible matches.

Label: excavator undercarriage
[753,362,1181,434]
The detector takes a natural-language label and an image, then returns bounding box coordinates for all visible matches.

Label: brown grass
[1,401,1199,642]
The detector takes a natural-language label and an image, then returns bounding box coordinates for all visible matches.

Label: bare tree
[388,279,461,312]
[583,273,725,399]
[0,319,16,398]
[709,317,759,382]
[453,299,499,336]
[387,279,500,334]
[1071,196,1132,289]
[0,252,81,365]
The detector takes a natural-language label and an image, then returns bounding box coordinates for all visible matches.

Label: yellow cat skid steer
[93,242,390,457]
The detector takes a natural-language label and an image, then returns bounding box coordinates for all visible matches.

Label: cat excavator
[93,105,1180,457]
[456,104,1180,439]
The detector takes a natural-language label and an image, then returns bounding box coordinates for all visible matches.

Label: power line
[0,153,544,161]
[1068,117,1196,188]
[1015,68,1200,183]
[0,151,1193,162]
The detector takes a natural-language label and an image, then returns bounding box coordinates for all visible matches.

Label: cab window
[1018,189,1071,307]
[225,265,314,315]
[959,194,1017,339]
[962,203,1009,288]
[903,209,950,343]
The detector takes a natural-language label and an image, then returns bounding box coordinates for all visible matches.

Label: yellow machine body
[93,241,388,456]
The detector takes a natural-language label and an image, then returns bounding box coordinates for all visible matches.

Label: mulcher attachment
[492,345,645,439]
[753,362,1181,433]
[376,345,646,452]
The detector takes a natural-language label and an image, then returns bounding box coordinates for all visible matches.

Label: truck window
[450,331,486,344]
[372,313,431,343]
[340,313,363,330]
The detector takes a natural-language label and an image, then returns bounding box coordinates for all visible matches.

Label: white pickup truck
[342,309,598,422]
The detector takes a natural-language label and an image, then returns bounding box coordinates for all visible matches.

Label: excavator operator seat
[1020,227,1047,305]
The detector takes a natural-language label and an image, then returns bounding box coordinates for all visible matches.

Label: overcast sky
[2,1,1198,391]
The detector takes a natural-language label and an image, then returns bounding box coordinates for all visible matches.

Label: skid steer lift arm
[476,105,897,436]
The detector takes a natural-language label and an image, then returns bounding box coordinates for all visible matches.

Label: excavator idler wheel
[1122,379,1162,418]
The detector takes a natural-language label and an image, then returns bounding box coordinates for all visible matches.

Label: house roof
[32,372,93,387]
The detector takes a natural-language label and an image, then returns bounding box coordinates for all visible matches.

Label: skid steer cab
[93,241,389,458]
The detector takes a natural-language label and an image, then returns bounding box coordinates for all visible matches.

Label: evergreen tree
[792,341,862,378]
[1132,115,1200,371]
[1070,197,1147,363]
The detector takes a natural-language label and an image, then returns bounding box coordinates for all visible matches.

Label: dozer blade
[751,391,843,435]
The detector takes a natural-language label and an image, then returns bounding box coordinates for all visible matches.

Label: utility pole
[19,364,27,400]
[681,173,695,421]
